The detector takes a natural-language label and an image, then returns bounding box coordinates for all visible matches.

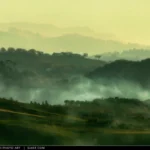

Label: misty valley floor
[1,98,150,145]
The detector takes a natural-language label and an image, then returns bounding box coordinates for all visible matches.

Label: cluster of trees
[64,97,145,108]
[93,55,101,60]
[28,97,146,116]
[0,47,88,58]
[30,100,49,107]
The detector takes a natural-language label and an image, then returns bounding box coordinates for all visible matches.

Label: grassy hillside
[1,97,150,145]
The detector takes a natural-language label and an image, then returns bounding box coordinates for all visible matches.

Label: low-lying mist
[0,76,150,104]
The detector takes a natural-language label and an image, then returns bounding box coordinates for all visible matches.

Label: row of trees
[0,47,89,58]
[29,97,141,108]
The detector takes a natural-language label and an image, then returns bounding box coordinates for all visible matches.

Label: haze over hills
[1,47,150,104]
[100,49,150,62]
[2,1,150,145]
[0,22,118,40]
[1,23,150,104]
[0,24,150,54]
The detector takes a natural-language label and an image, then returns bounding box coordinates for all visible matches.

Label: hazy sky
[0,0,150,45]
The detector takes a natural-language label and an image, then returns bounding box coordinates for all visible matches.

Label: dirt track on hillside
[0,108,45,118]
[0,108,85,121]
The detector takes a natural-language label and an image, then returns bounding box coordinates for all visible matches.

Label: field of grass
[1,98,150,145]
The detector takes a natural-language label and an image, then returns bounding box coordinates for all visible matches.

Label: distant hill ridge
[86,58,150,87]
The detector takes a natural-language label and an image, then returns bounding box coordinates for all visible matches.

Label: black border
[1,146,150,150]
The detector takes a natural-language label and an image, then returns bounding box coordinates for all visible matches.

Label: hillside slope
[86,59,150,87]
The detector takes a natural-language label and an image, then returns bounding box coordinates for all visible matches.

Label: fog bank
[0,77,150,104]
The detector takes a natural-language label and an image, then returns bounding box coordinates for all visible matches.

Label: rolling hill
[0,28,150,54]
[86,59,150,88]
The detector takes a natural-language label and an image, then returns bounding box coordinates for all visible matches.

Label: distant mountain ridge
[100,49,150,61]
[0,28,150,54]
[0,22,116,40]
